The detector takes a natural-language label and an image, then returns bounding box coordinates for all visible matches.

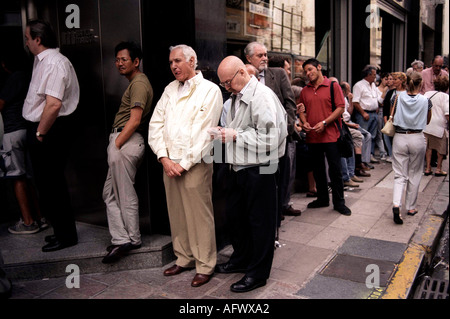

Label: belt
[396,130,422,134]
[111,127,124,133]
[364,110,377,113]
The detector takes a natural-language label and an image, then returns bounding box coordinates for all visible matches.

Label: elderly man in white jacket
[148,45,223,288]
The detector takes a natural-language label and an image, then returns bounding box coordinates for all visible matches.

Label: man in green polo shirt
[102,41,153,264]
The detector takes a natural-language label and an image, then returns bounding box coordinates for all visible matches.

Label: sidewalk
[2,156,448,300]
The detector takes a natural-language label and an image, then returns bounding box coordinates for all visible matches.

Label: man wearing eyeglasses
[102,41,153,263]
[213,56,287,293]
[421,55,449,94]
[148,45,222,288]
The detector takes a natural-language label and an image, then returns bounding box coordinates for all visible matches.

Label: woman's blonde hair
[391,72,407,90]
[407,71,423,93]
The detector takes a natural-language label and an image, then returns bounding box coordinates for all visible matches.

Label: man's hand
[160,157,185,178]
[296,103,305,115]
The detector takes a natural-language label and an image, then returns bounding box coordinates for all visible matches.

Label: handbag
[381,95,398,137]
[330,82,354,158]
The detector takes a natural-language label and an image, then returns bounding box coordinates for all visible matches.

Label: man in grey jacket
[212,56,287,293]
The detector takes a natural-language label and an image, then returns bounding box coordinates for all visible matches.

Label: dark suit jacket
[264,67,297,136]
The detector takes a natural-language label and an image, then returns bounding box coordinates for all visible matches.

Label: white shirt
[148,72,223,171]
[352,79,379,111]
[23,48,79,122]
[423,91,449,138]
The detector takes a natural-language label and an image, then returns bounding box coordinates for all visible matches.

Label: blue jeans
[355,111,378,155]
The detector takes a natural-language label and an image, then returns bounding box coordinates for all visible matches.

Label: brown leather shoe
[163,265,190,276]
[191,273,212,287]
[355,169,371,177]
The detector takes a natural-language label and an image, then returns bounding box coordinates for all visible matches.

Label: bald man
[213,56,287,293]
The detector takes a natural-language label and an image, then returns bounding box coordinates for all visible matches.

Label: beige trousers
[163,161,217,275]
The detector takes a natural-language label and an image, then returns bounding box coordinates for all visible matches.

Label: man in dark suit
[244,42,300,226]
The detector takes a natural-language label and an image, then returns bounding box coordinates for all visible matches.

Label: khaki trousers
[103,132,145,246]
[163,161,216,275]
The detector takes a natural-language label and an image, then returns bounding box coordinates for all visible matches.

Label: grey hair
[411,59,424,68]
[170,44,198,69]
[361,65,377,78]
[244,42,267,57]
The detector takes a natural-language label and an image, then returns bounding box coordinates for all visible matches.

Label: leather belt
[111,127,124,133]
[396,130,422,134]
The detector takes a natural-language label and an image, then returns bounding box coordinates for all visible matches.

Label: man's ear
[317,64,322,72]
[245,55,251,63]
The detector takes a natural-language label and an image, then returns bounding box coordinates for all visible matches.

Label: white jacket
[148,72,223,171]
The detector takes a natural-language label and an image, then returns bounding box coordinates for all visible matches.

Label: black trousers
[308,142,345,209]
[225,166,277,280]
[27,115,77,243]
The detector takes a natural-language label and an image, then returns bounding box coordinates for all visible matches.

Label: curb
[382,210,447,299]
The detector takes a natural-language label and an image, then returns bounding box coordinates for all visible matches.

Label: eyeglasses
[220,70,240,88]
[432,64,443,69]
[115,58,131,64]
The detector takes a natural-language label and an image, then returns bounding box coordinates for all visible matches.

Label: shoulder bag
[330,82,353,158]
[381,95,398,137]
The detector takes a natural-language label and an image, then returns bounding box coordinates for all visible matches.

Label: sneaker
[385,156,392,163]
[380,154,387,161]
[8,219,40,235]
[370,155,380,164]
[39,217,50,230]
[351,176,364,183]
[344,180,359,187]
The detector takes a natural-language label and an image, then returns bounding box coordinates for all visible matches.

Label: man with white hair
[244,42,300,222]
[411,59,424,72]
[148,44,223,288]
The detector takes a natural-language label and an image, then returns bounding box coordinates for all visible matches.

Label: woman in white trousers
[391,72,432,224]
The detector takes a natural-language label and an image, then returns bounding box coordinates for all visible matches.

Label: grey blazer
[264,67,297,135]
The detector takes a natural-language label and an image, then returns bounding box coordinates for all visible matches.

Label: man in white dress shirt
[352,65,382,163]
[22,20,80,252]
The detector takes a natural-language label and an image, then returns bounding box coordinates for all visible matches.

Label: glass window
[225,0,316,79]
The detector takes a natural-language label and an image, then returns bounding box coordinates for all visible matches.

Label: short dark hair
[302,58,320,69]
[115,41,143,63]
[26,19,58,49]
[269,55,288,68]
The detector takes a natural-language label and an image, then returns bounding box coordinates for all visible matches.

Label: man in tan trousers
[148,45,223,288]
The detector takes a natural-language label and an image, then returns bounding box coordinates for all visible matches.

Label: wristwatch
[36,131,45,138]
[322,120,327,126]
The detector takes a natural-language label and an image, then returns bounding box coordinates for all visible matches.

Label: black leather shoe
[334,205,352,216]
[307,200,329,209]
[42,240,77,252]
[102,243,133,264]
[215,262,247,274]
[44,235,57,243]
[230,276,267,293]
